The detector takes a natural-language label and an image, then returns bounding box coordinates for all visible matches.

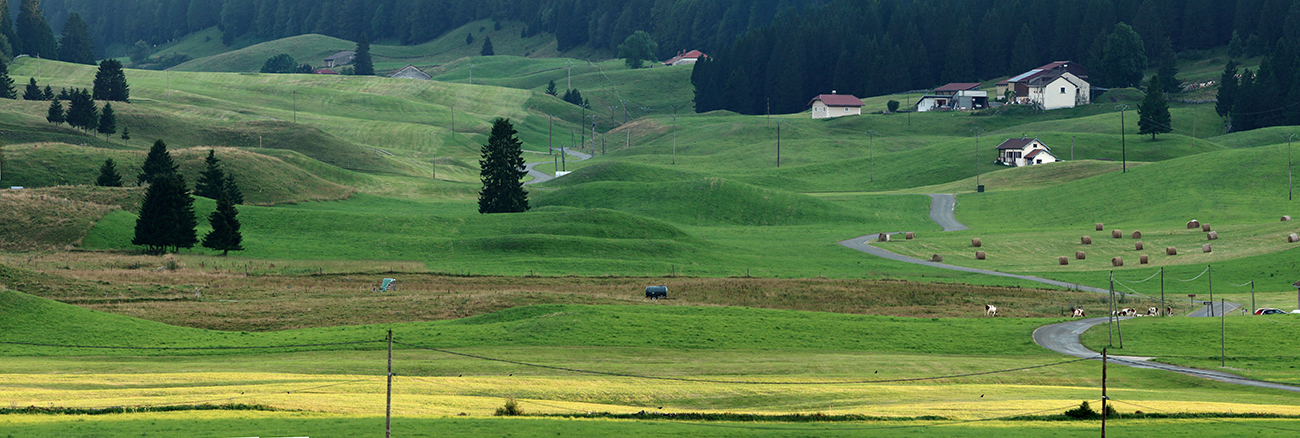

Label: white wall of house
[1024,150,1058,166]
[916,96,947,112]
[1028,77,1078,110]
[810,101,861,119]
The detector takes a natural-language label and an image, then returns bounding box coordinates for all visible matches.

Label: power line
[392,340,1091,385]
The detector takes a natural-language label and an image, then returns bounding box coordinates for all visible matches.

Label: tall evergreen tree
[41,84,50,100]
[15,0,56,58]
[0,0,18,57]
[92,59,130,102]
[22,77,40,100]
[477,118,528,214]
[353,33,374,75]
[1216,60,1239,119]
[95,158,122,187]
[480,35,494,56]
[0,61,14,99]
[223,174,244,205]
[1156,37,1180,94]
[56,12,95,65]
[44,96,62,124]
[1137,75,1172,140]
[132,172,197,254]
[65,88,97,132]
[196,149,226,199]
[202,192,243,256]
[97,102,116,139]
[120,126,130,145]
[138,139,178,186]
[1101,23,1147,88]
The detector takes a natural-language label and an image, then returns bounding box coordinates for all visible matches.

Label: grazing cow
[1165,306,1173,316]
[1071,308,1086,318]
[1113,308,1136,317]
[985,304,998,317]
[1147,307,1158,316]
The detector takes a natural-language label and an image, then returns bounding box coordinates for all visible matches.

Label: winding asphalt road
[523,149,593,185]
[1033,317,1300,392]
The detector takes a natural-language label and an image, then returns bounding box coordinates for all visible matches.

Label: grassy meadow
[3,37,1300,437]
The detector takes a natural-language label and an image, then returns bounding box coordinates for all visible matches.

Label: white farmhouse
[996,61,1091,110]
[915,83,988,112]
[995,137,1059,167]
[807,92,864,119]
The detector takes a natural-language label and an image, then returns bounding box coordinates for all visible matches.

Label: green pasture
[1081,314,1300,383]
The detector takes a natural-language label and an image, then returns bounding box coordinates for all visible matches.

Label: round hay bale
[1283,215,1292,222]
[1058,256,1069,265]
[1111,230,1122,239]
[1075,251,1086,260]
[1288,233,1299,243]
[1081,236,1093,245]
[1166,247,1178,255]
[1202,224,1212,232]
[1135,241,1144,250]
[879,232,891,242]
[1187,220,1200,229]
[976,250,986,260]
[972,238,982,247]
[1131,231,1142,239]
[931,254,943,262]
[1140,255,1150,264]
[1207,231,1218,240]
[1095,223,1104,231]
[1111,257,1123,267]
[905,232,915,240]
[1202,243,1212,253]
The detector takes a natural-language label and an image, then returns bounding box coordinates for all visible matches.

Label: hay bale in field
[1135,241,1144,250]
[905,232,915,239]
[1075,251,1086,260]
[1187,220,1200,229]
[1140,255,1149,264]
[1112,230,1122,239]
[972,238,982,247]
[1288,233,1300,243]
[1081,236,1093,244]
[1058,256,1069,265]
[1131,231,1142,239]
[879,232,891,242]
[1202,243,1212,253]
[1166,247,1178,255]
[931,254,943,262]
[976,250,986,260]
[1284,215,1292,222]
[1207,231,1218,240]
[1111,257,1123,267]
[1095,223,1104,231]
[1202,224,1212,232]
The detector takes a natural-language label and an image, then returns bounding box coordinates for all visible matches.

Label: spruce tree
[353,33,374,75]
[92,59,130,102]
[56,12,94,65]
[196,149,226,199]
[480,36,494,56]
[120,126,130,145]
[16,0,56,58]
[22,77,40,100]
[477,118,528,214]
[41,84,51,100]
[132,172,196,254]
[223,174,244,205]
[138,139,178,186]
[0,61,14,99]
[1138,75,1172,140]
[97,102,116,139]
[66,88,97,132]
[1156,37,1180,94]
[96,158,122,187]
[202,192,243,256]
[44,96,62,124]
[0,0,18,56]
[1216,60,1239,118]
[545,80,557,96]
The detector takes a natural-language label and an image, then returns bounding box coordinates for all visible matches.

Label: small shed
[645,285,668,299]
[323,51,356,68]
[807,92,863,119]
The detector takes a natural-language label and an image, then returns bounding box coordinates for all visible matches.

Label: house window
[1060,87,1066,94]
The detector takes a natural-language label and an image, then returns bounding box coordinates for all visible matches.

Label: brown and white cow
[1147,307,1158,316]
[1071,308,1086,318]
[985,304,998,317]
[1165,306,1173,316]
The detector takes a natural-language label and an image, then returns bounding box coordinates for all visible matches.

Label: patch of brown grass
[0,190,121,250]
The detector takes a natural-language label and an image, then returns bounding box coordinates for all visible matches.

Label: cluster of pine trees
[693,0,1300,115]
[127,141,243,255]
[0,1,96,64]
[1217,40,1300,132]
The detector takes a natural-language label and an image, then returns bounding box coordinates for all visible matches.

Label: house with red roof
[807,91,864,119]
[916,83,988,112]
[996,61,1091,109]
[995,137,1059,167]
[663,50,707,66]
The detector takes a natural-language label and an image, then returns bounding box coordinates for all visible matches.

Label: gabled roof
[388,64,432,80]
[324,51,355,61]
[1024,70,1078,87]
[1025,149,1044,159]
[664,50,706,65]
[935,83,982,92]
[808,93,864,107]
[996,138,1045,150]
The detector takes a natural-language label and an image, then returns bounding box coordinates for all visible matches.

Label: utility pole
[1108,272,1115,347]
[386,329,393,438]
[1286,134,1297,200]
[580,104,587,148]
[1102,347,1108,438]
[293,90,297,123]
[776,119,783,168]
[1221,299,1226,367]
[1070,135,1074,160]
[972,127,984,190]
[1250,280,1255,315]
[1208,265,1214,317]
[1117,104,1129,172]
[548,115,552,153]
